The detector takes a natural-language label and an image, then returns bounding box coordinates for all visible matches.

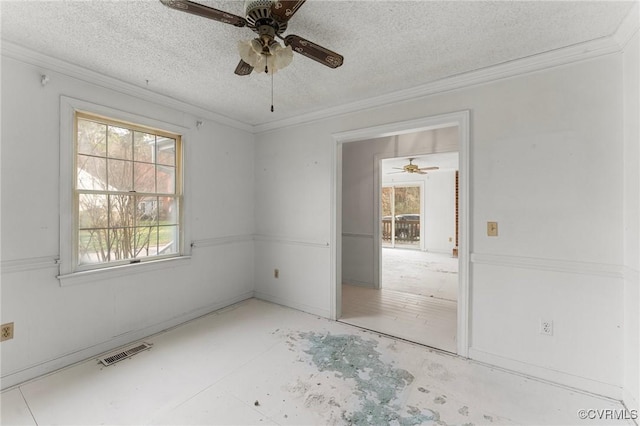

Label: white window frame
[59,97,191,286]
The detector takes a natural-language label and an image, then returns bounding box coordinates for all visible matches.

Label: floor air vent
[98,342,152,366]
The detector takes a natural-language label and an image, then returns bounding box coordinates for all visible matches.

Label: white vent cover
[98,342,152,366]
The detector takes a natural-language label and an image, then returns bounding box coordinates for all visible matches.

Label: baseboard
[623,387,640,412]
[254,291,331,319]
[342,279,375,289]
[0,291,254,390]
[468,347,624,401]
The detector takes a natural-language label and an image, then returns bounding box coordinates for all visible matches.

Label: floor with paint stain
[1,299,631,425]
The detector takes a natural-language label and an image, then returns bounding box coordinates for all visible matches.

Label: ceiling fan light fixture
[269,43,293,71]
[237,38,292,74]
[237,38,263,67]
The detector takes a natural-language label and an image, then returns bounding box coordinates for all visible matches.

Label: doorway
[341,153,459,352]
[332,111,469,356]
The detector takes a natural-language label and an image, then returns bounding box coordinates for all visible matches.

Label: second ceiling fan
[159,0,344,75]
[389,158,439,175]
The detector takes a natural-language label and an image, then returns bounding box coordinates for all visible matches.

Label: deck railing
[382,219,420,242]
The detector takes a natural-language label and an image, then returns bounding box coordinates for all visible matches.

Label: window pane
[159,197,178,225]
[107,159,133,191]
[78,229,109,265]
[156,137,175,165]
[134,162,155,193]
[157,165,175,194]
[77,155,107,190]
[107,126,132,160]
[134,226,158,258]
[108,227,134,261]
[77,119,106,157]
[133,132,155,163]
[78,194,108,228]
[136,196,158,225]
[159,225,178,255]
[74,111,181,270]
[109,194,135,228]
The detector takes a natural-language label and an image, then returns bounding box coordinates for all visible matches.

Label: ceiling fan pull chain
[271,64,275,112]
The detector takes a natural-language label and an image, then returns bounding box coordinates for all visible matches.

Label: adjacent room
[1,1,639,425]
[340,128,460,353]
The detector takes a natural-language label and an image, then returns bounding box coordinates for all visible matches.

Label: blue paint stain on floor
[299,332,440,425]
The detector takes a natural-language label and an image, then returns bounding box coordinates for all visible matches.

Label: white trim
[1,256,59,274]
[468,347,624,401]
[342,279,375,289]
[2,31,628,136]
[471,253,625,278]
[254,37,621,133]
[253,291,331,319]
[623,387,639,414]
[57,256,192,287]
[253,234,329,248]
[332,110,471,357]
[624,265,640,283]
[1,41,252,133]
[331,141,342,320]
[0,292,254,390]
[342,233,374,239]
[59,96,191,279]
[614,1,640,50]
[191,235,254,248]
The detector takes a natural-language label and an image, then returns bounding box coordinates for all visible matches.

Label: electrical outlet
[1,322,14,341]
[274,269,279,279]
[540,319,553,336]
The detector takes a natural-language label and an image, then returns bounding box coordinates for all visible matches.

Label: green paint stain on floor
[300,332,438,425]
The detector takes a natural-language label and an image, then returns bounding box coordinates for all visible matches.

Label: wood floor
[341,284,457,352]
[340,249,458,352]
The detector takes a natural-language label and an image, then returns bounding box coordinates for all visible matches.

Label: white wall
[0,55,256,388]
[255,54,626,398]
[623,27,640,411]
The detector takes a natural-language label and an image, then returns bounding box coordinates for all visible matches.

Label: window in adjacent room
[74,112,183,270]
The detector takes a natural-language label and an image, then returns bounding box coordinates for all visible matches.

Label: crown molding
[0,41,254,134]
[2,28,628,136]
[253,35,622,133]
[613,1,640,49]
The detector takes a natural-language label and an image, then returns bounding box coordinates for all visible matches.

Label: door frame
[330,110,471,357]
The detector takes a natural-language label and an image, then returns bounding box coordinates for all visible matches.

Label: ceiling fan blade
[234,59,253,76]
[159,0,247,27]
[284,35,344,69]
[416,171,428,175]
[387,171,405,174]
[271,0,306,22]
[418,166,440,171]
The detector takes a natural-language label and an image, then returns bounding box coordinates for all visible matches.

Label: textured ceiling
[1,1,634,127]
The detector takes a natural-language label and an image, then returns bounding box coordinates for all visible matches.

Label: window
[73,112,183,271]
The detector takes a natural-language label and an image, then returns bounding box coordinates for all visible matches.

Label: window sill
[57,255,192,287]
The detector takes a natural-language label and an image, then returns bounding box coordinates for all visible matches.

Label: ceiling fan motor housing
[244,0,288,34]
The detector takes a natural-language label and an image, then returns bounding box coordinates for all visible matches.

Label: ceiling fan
[389,158,439,175]
[159,0,344,76]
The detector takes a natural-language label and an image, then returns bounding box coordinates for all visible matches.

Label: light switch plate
[487,222,498,237]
